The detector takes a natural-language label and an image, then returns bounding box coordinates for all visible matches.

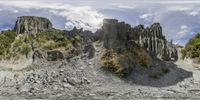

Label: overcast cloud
[0,0,200,45]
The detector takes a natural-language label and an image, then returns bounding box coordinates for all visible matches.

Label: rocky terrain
[0,16,199,100]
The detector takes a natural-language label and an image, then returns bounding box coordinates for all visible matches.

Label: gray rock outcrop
[14,16,53,34]
[65,27,95,43]
[102,19,178,61]
[65,27,96,59]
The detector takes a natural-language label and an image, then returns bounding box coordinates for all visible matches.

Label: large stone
[102,19,178,61]
[84,44,95,59]
[32,50,45,64]
[14,16,53,34]
[47,51,64,61]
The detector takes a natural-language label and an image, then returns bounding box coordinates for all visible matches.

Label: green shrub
[176,45,184,48]
[43,41,56,50]
[36,29,72,50]
[149,72,163,79]
[24,34,34,43]
[184,33,200,60]
[0,29,81,60]
[161,67,170,73]
[181,48,187,59]
[0,30,17,59]
[20,44,31,56]
[74,34,83,43]
[11,38,23,53]
[149,67,170,79]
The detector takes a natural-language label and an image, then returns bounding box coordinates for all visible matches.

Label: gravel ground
[0,45,199,100]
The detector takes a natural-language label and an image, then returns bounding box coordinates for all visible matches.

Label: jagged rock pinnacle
[102,19,178,61]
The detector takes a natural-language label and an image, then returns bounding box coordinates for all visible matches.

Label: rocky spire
[102,19,131,49]
[102,19,178,61]
[14,16,53,34]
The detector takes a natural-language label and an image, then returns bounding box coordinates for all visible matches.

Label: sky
[0,0,200,45]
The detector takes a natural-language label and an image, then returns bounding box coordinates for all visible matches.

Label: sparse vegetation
[0,29,82,60]
[176,44,184,48]
[161,67,170,73]
[149,71,163,79]
[181,33,200,63]
[149,67,170,79]
[0,30,17,59]
[181,48,187,60]
[20,44,31,56]
[36,29,72,50]
[101,48,152,77]
[101,50,124,77]
[10,35,32,58]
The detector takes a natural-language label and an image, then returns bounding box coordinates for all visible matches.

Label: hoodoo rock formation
[0,16,194,100]
[14,16,53,34]
[12,16,177,62]
[102,19,178,61]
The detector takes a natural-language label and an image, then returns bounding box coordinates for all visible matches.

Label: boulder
[32,50,45,64]
[84,44,95,59]
[47,51,64,61]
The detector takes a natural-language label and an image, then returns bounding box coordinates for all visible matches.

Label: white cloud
[181,25,188,30]
[176,25,190,39]
[48,6,104,32]
[10,8,19,13]
[155,0,200,4]
[166,6,192,11]
[117,5,135,9]
[177,29,188,36]
[139,13,153,21]
[188,10,199,16]
[0,1,104,32]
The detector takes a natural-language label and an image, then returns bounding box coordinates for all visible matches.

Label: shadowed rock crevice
[127,61,193,87]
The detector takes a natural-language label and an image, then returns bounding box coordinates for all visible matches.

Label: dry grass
[101,48,152,77]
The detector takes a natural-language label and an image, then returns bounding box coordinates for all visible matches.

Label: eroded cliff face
[14,16,53,34]
[102,19,177,61]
